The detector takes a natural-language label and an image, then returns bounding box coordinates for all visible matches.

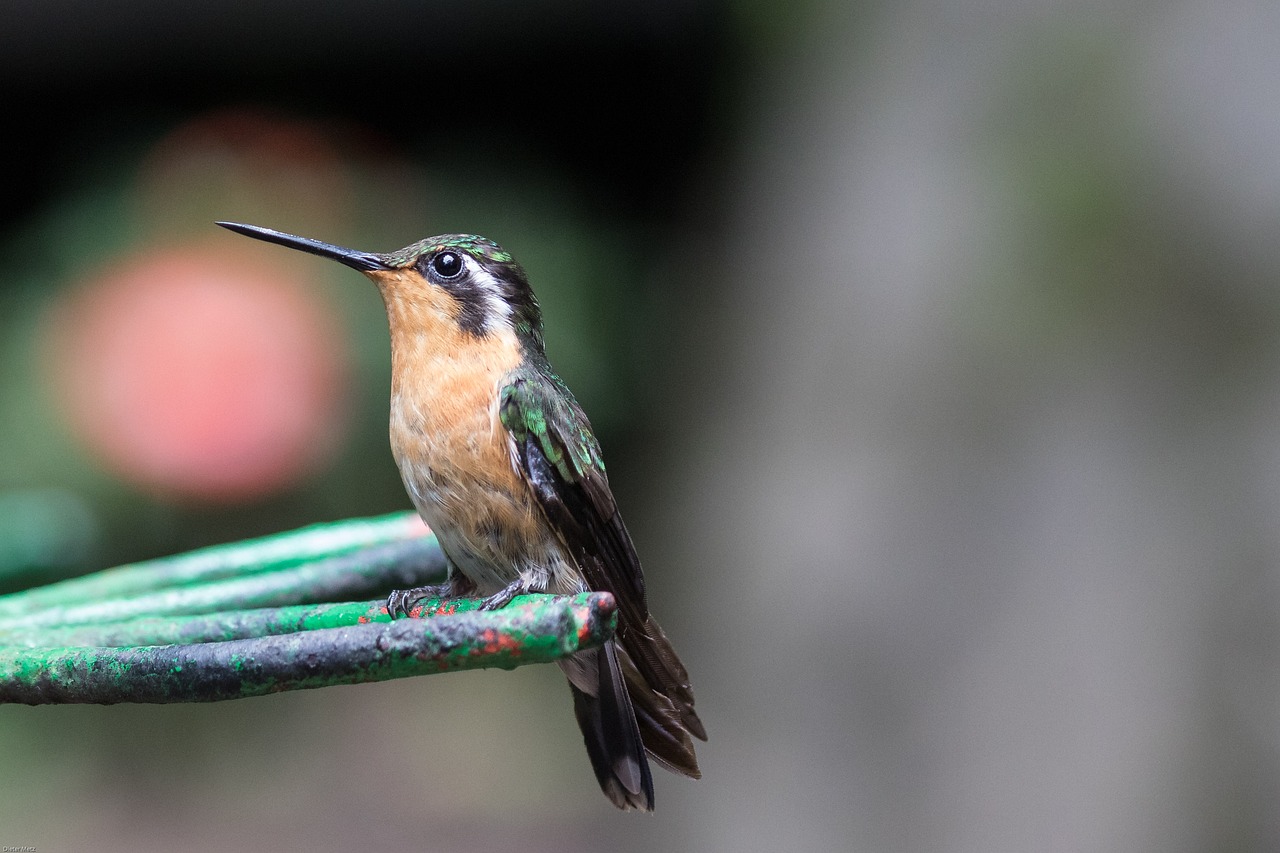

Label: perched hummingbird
[217,221,705,810]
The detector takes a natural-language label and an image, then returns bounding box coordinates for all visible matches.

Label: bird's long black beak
[216,222,391,272]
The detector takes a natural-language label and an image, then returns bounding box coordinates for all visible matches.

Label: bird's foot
[386,583,449,618]
[478,578,530,611]
[386,575,475,619]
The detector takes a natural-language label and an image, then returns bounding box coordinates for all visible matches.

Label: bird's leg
[478,577,533,611]
[386,570,477,618]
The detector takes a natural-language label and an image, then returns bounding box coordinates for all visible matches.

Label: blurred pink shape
[48,247,349,502]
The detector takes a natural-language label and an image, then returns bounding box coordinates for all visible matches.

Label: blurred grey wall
[657,1,1280,850]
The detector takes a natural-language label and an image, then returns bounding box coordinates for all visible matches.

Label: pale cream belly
[393,435,585,596]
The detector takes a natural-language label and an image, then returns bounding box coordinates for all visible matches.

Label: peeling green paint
[0,592,616,704]
[0,514,616,705]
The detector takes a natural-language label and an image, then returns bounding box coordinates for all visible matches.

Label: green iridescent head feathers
[381,234,515,268]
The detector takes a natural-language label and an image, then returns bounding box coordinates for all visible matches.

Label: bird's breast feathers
[385,324,578,594]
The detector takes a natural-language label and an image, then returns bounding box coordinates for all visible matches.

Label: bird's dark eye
[431,251,464,279]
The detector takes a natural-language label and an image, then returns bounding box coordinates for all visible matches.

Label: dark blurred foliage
[0,2,741,580]
[0,2,731,227]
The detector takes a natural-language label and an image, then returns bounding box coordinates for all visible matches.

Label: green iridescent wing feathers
[499,366,706,767]
[498,365,648,620]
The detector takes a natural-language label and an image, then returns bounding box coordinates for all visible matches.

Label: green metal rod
[0,594,537,649]
[0,599,385,648]
[0,511,425,618]
[0,535,446,632]
[0,592,616,705]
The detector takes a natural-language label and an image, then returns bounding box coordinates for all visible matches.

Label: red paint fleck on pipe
[424,601,458,616]
[473,628,522,657]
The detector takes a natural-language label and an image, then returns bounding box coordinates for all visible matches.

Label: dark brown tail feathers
[567,641,654,810]
[562,615,706,810]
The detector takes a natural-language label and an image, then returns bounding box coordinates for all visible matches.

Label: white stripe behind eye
[468,262,514,330]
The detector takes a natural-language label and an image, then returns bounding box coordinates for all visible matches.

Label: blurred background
[2,0,1279,850]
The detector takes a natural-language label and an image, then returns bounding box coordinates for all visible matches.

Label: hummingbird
[216,221,705,810]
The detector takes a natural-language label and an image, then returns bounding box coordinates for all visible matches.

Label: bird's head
[217,222,544,350]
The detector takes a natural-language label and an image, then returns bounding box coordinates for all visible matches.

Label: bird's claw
[388,577,524,616]
[478,580,526,611]
[385,582,452,619]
